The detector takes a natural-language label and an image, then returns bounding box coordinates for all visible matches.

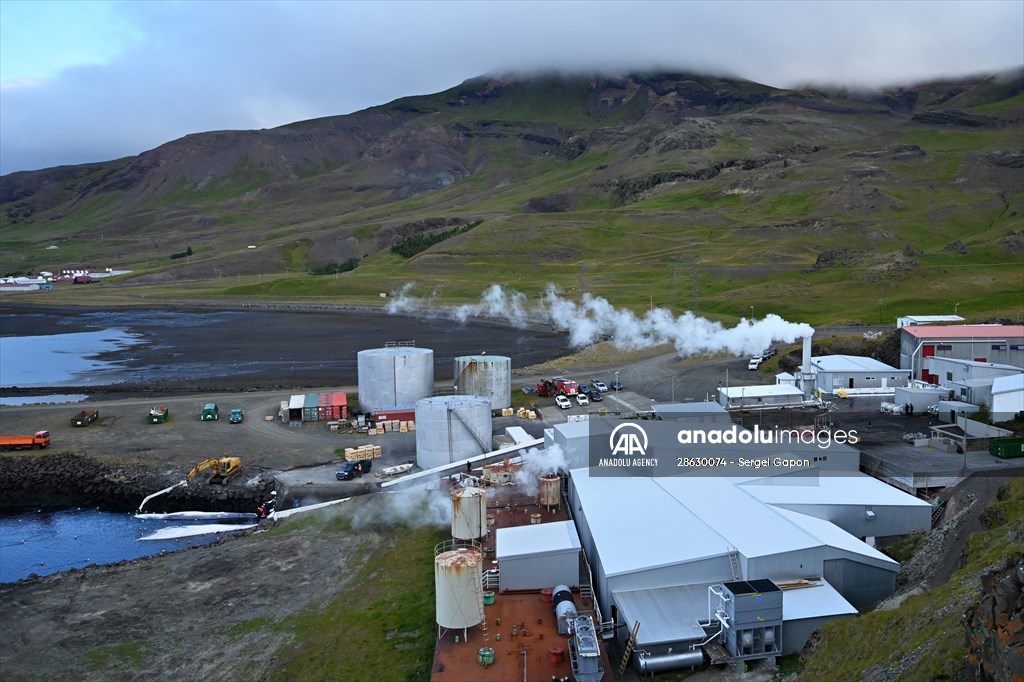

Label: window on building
[946,372,953,381]
[937,344,953,351]
[1010,345,1024,351]
[992,344,1008,351]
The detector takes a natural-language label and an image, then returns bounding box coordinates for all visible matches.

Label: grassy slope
[263,510,447,682]
[799,478,1024,681]
[2,76,1022,325]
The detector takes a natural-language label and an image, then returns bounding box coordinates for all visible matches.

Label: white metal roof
[288,394,304,409]
[656,477,821,559]
[897,315,965,326]
[811,355,901,372]
[613,583,713,644]
[652,401,728,415]
[718,384,804,399]
[496,520,580,560]
[770,507,898,571]
[782,580,857,621]
[571,470,731,577]
[739,473,933,510]
[993,373,1024,395]
[572,465,923,579]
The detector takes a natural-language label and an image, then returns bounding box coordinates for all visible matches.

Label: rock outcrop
[963,558,1024,682]
[0,453,269,513]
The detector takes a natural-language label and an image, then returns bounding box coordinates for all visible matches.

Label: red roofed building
[899,325,1024,383]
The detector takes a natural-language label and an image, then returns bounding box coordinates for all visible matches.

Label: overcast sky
[1,0,1021,175]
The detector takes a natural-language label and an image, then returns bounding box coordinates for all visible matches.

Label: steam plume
[514,444,569,495]
[387,283,814,356]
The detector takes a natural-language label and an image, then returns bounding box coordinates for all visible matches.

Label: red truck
[554,377,579,396]
[0,431,52,451]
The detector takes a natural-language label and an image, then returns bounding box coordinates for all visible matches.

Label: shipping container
[989,438,1024,459]
[374,406,416,422]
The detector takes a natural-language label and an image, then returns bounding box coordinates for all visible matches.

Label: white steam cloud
[514,444,569,496]
[347,486,452,530]
[387,283,814,357]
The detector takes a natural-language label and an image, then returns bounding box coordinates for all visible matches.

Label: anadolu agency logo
[609,422,649,456]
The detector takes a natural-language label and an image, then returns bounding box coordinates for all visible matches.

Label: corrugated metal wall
[823,558,896,611]
[499,549,580,592]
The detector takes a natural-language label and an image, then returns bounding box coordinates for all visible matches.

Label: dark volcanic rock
[525,191,578,213]
[963,558,1024,682]
[0,453,269,513]
[984,151,1024,168]
[911,109,998,127]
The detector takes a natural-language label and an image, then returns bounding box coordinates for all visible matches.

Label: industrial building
[896,314,965,328]
[717,384,808,410]
[566,453,930,660]
[991,374,1024,422]
[899,325,1024,382]
[534,413,932,669]
[809,355,909,397]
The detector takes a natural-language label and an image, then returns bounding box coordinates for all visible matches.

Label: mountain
[1,70,1021,323]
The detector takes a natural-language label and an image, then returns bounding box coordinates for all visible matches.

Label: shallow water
[0,329,144,388]
[0,507,247,583]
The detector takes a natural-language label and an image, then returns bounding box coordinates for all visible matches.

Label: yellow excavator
[187,457,243,485]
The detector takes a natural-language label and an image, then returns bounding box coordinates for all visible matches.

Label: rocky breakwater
[0,453,270,513]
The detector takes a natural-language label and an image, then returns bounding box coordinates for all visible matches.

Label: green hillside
[1,70,1021,324]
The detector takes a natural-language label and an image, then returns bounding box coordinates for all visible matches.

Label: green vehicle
[201,403,219,421]
[147,406,169,424]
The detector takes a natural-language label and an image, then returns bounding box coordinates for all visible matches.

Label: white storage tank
[415,395,493,469]
[451,486,488,540]
[434,540,483,638]
[357,347,434,414]
[453,355,512,409]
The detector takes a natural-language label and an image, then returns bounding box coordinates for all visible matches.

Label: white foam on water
[139,523,256,540]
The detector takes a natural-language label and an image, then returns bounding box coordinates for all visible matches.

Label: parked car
[591,379,608,392]
[760,347,778,360]
[578,384,590,395]
[748,356,762,370]
[609,380,624,391]
[590,390,603,402]
[555,395,572,409]
[576,393,590,406]
[336,459,373,480]
[228,409,244,423]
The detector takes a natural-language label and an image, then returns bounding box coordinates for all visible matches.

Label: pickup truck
[229,409,244,424]
[336,459,373,480]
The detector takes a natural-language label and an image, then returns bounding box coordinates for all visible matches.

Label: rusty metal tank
[434,540,484,634]
[538,473,561,508]
[453,355,512,409]
[451,486,488,540]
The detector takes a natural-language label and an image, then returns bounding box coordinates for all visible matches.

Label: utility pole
[670,256,678,314]
[691,256,700,314]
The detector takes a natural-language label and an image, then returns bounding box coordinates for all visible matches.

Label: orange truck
[0,431,52,451]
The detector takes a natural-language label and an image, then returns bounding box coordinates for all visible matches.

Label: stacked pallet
[345,444,383,461]
[500,407,515,417]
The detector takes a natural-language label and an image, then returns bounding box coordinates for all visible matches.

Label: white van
[747,357,762,370]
